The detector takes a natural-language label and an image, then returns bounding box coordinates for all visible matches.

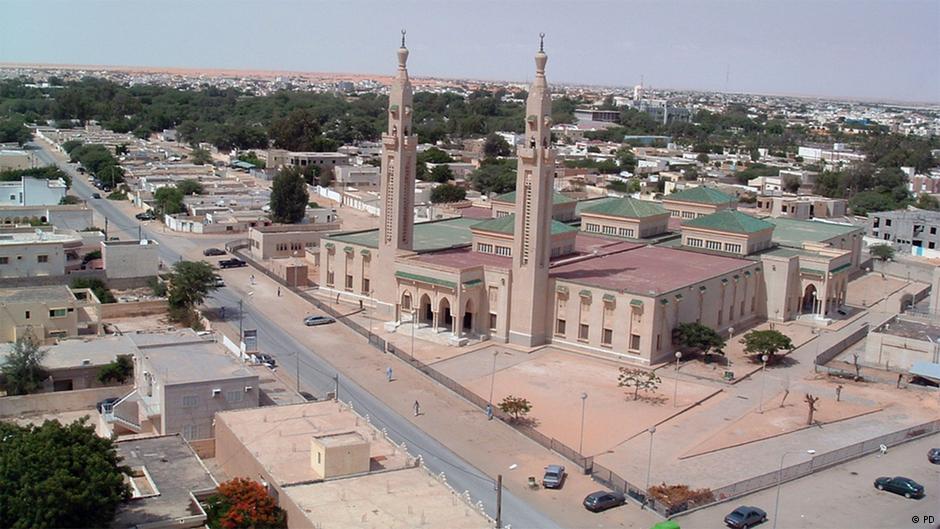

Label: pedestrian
[250,274,256,285]
[835,384,843,402]
[359,299,364,310]
[386,366,393,382]
[485,403,493,421]
[220,306,226,319]
[277,286,281,297]
[896,373,903,389]
[413,400,420,417]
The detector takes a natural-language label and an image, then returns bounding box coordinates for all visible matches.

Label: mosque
[318,37,863,365]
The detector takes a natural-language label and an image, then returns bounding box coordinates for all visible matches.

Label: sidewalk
[214,264,660,528]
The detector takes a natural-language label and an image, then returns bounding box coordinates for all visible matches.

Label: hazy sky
[1,0,938,102]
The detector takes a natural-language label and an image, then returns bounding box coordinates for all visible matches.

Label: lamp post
[410,308,416,360]
[488,351,499,406]
[759,354,769,412]
[367,290,374,343]
[645,426,656,492]
[773,449,815,529]
[728,326,735,369]
[673,351,682,408]
[578,392,588,454]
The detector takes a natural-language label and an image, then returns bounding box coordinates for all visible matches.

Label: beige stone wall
[0,241,67,278]
[0,384,132,418]
[162,378,259,441]
[0,297,80,343]
[100,300,167,319]
[102,240,159,279]
[249,224,339,261]
[214,413,274,484]
[320,242,376,301]
[761,255,802,321]
[863,331,939,371]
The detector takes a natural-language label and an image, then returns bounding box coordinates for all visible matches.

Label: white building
[0,177,68,206]
[0,230,81,278]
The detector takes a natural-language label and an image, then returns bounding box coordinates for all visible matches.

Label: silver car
[542,464,566,489]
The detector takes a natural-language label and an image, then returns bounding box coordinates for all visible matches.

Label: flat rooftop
[113,435,216,529]
[551,245,753,296]
[411,247,511,270]
[128,330,254,384]
[0,231,78,245]
[0,285,75,304]
[765,217,860,246]
[281,467,491,529]
[0,335,135,369]
[215,401,411,486]
[877,317,940,341]
[327,217,478,252]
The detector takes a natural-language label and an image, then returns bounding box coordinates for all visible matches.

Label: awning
[909,361,940,383]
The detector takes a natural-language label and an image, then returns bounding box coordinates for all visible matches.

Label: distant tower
[376,31,417,312]
[634,75,644,100]
[508,35,555,347]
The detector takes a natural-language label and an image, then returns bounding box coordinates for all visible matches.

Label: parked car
[213,278,225,288]
[542,464,566,489]
[304,315,336,326]
[874,476,925,498]
[300,391,317,402]
[582,490,626,513]
[95,397,120,414]
[929,448,940,465]
[203,247,226,256]
[135,211,156,221]
[254,353,277,368]
[724,506,767,528]
[218,258,247,269]
[91,192,101,199]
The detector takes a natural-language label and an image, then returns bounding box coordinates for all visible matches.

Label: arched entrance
[401,292,412,312]
[419,294,433,325]
[463,299,474,333]
[438,298,452,332]
[802,284,817,314]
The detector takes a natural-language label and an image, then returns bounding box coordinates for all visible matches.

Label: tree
[429,164,454,183]
[617,367,661,401]
[0,336,47,396]
[672,322,725,360]
[236,151,266,169]
[59,195,81,205]
[0,118,32,145]
[205,478,287,529]
[483,133,511,158]
[61,140,84,154]
[616,147,637,172]
[97,355,133,385]
[269,166,309,224]
[695,152,710,165]
[682,167,700,181]
[782,173,802,193]
[849,190,899,216]
[176,179,204,195]
[869,243,895,261]
[430,183,467,204]
[497,395,532,422]
[70,277,116,304]
[153,187,185,216]
[915,194,940,211]
[469,159,515,194]
[0,419,130,529]
[189,148,212,165]
[804,393,819,425]
[740,329,793,364]
[420,147,453,164]
[166,260,219,324]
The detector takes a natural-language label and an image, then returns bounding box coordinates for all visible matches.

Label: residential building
[868,209,940,254]
[248,223,339,260]
[112,435,217,529]
[624,98,692,125]
[0,176,67,206]
[265,149,350,175]
[101,239,160,280]
[0,335,132,392]
[0,229,82,278]
[105,330,259,439]
[0,204,95,231]
[861,316,940,371]
[334,164,380,187]
[754,195,848,219]
[0,285,102,343]
[574,108,620,123]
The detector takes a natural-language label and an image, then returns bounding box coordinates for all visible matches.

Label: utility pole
[495,474,502,529]
[104,217,108,239]
[238,298,244,341]
[138,223,142,241]
[333,374,339,402]
[295,353,300,394]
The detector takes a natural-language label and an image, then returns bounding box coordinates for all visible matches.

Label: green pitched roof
[471,214,578,236]
[683,210,774,234]
[493,190,575,205]
[765,217,860,247]
[326,217,478,251]
[665,187,735,205]
[581,197,667,219]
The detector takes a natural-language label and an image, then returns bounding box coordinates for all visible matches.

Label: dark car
[300,391,317,402]
[135,211,156,221]
[91,192,101,199]
[583,490,626,513]
[96,397,120,414]
[542,464,566,489]
[304,315,336,326]
[203,247,226,256]
[929,448,940,465]
[874,476,925,498]
[254,353,276,368]
[218,258,247,269]
[724,506,767,528]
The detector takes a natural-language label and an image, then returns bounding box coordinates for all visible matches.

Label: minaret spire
[401,29,406,48]
[539,32,544,53]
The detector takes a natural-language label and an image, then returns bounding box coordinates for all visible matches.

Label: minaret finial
[401,29,407,48]
[539,33,545,52]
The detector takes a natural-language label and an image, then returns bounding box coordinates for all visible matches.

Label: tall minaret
[508,35,555,347]
[376,31,417,312]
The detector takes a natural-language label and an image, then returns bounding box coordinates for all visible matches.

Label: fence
[814,323,869,366]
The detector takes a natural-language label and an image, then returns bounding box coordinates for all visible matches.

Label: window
[740,300,745,317]
[24,310,30,319]
[931,227,937,235]
[0,257,7,265]
[182,395,199,408]
[556,318,566,335]
[225,390,244,403]
[345,274,353,290]
[706,240,722,251]
[495,246,511,257]
[496,210,509,218]
[181,424,197,440]
[585,223,601,233]
[362,278,370,294]
[885,219,892,226]
[724,243,742,253]
[48,308,67,318]
[630,334,641,350]
[618,227,635,238]
[681,211,695,219]
[670,210,680,217]
[489,313,497,330]
[37,255,48,263]
[718,309,723,326]
[602,225,616,235]
[477,242,494,254]
[687,238,704,248]
[578,323,589,341]
[326,271,334,286]
[602,328,613,345]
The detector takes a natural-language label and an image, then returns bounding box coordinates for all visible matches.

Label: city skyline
[1,0,937,103]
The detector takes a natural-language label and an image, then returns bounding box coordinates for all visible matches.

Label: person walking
[413,400,420,417]
[485,403,493,421]
[277,286,281,297]
[250,274,256,286]
[386,366,393,382]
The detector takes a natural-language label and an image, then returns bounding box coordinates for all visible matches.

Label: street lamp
[772,449,815,529]
[578,392,588,454]
[410,308,416,360]
[645,426,656,492]
[488,351,500,406]
[758,354,769,413]
[673,351,682,408]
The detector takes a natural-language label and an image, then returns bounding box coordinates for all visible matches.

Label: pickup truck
[218,258,247,269]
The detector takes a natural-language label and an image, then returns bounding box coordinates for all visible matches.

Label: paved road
[31,142,561,529]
